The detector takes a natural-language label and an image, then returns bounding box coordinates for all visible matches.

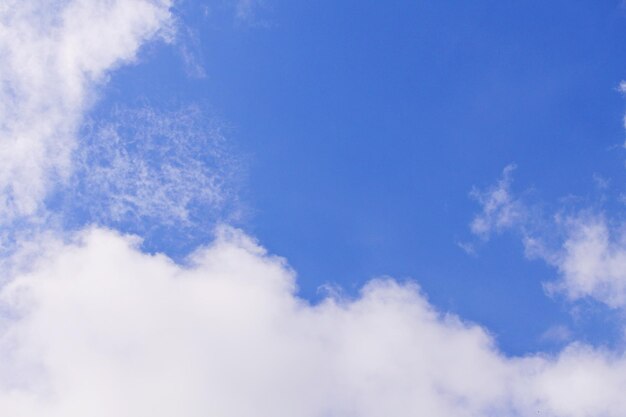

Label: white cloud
[533,214,626,309]
[467,167,626,310]
[0,227,624,417]
[66,105,241,235]
[472,185,626,309]
[0,0,173,222]
[1,3,625,416]
[470,164,525,240]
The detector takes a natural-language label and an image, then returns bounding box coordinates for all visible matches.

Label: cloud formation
[0,0,172,222]
[1,2,626,417]
[537,214,626,308]
[469,167,626,309]
[63,104,241,241]
[469,164,525,240]
[0,227,625,417]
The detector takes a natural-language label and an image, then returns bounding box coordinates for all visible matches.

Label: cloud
[1,2,626,416]
[469,164,525,240]
[540,325,573,344]
[0,227,624,416]
[175,25,206,79]
[60,104,242,244]
[536,214,626,309]
[471,176,626,309]
[467,168,626,310]
[0,0,173,222]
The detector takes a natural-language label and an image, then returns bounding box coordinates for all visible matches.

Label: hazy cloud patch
[59,104,242,247]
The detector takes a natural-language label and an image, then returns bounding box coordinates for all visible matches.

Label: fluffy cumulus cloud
[537,214,626,308]
[0,0,172,222]
[0,227,625,417]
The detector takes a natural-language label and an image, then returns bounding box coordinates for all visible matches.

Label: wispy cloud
[469,164,525,240]
[0,0,173,223]
[175,25,206,79]
[60,104,242,246]
[468,166,626,310]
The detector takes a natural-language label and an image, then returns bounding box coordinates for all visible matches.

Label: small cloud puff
[469,164,525,240]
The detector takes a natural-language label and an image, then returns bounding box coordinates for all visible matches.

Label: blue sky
[96,0,626,355]
[3,1,626,416]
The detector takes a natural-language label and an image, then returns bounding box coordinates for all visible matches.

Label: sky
[3,1,626,416]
